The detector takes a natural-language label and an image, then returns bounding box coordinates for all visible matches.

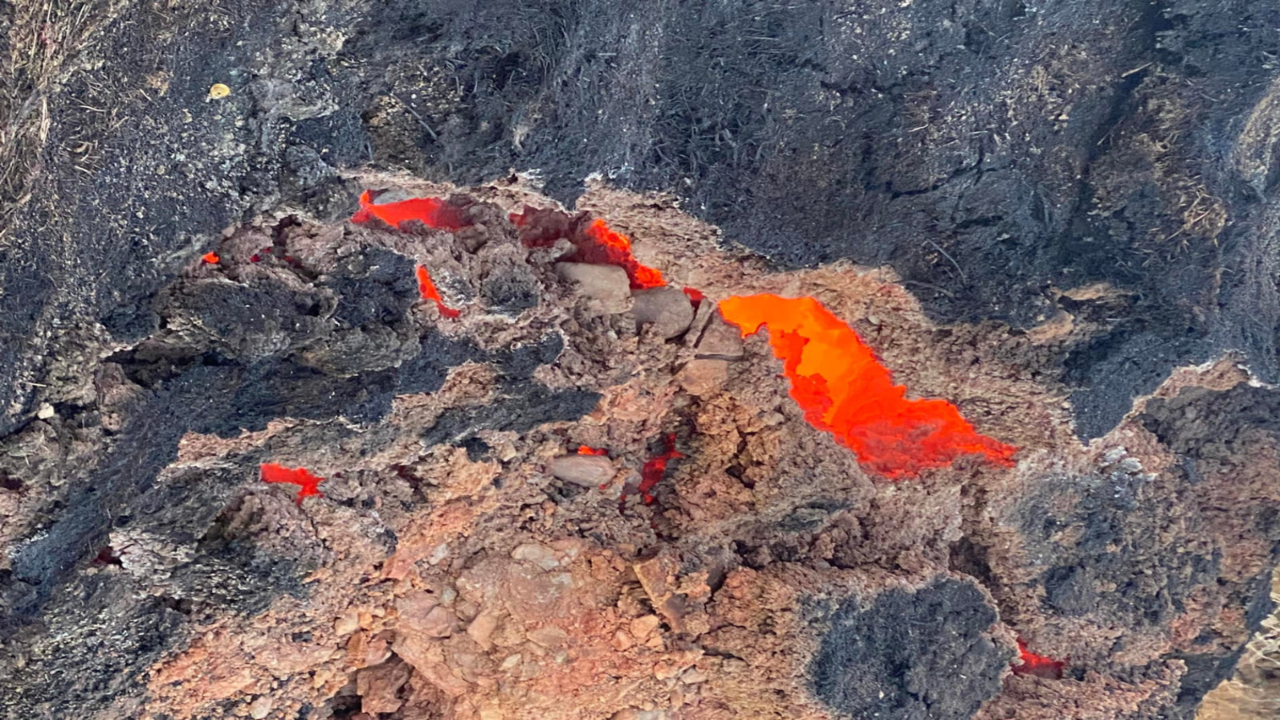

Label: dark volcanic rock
[810,578,1012,720]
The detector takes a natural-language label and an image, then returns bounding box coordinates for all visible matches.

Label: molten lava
[577,446,609,456]
[717,294,1016,478]
[638,433,684,504]
[1013,639,1065,679]
[352,190,467,231]
[201,252,220,264]
[416,265,460,319]
[261,463,325,504]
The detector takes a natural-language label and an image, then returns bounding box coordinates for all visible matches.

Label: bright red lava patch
[577,445,608,456]
[201,252,220,264]
[416,265,460,319]
[261,463,325,505]
[352,190,467,231]
[638,433,684,504]
[717,294,1017,478]
[1013,639,1065,679]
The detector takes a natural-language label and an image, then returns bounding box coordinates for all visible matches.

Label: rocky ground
[3,1,1280,719]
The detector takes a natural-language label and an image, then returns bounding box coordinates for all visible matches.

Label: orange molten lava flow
[717,294,1017,478]
[577,445,608,456]
[261,463,325,505]
[201,252,220,264]
[352,190,467,231]
[1013,639,1065,679]
[416,265,460,319]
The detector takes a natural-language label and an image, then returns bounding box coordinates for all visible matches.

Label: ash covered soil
[2,1,1280,719]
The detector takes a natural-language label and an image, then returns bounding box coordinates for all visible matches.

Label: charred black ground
[5,0,1280,439]
[810,578,1011,720]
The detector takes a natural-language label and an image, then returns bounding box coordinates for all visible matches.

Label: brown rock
[526,625,570,649]
[512,542,562,570]
[347,630,392,669]
[419,606,457,638]
[629,615,662,640]
[695,312,744,358]
[677,358,730,396]
[356,658,413,715]
[612,629,635,651]
[334,610,361,636]
[248,696,274,720]
[467,611,500,650]
[392,633,472,697]
[398,591,456,638]
[548,454,615,487]
[556,262,630,313]
[632,286,695,339]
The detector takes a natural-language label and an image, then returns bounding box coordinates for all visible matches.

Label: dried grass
[0,0,121,243]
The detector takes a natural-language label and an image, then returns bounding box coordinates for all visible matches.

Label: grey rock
[632,287,695,339]
[549,454,615,487]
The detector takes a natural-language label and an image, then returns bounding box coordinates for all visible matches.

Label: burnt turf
[810,578,1012,720]
[4,1,1280,441]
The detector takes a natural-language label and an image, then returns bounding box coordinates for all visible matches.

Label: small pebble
[248,695,273,719]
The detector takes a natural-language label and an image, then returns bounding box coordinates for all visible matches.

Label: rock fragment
[632,286,695,339]
[695,312,744,358]
[556,262,630,313]
[549,454,615,487]
[356,658,413,715]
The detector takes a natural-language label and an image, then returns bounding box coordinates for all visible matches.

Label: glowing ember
[577,446,608,456]
[683,287,706,305]
[638,433,684,504]
[351,189,467,231]
[260,463,325,504]
[1013,639,1065,679]
[201,252,220,264]
[416,265,460,319]
[717,294,1017,478]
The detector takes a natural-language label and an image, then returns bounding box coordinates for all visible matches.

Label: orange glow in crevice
[577,445,609,456]
[416,265,460,318]
[511,207,667,290]
[717,294,1017,478]
[1012,639,1065,679]
[201,252,220,264]
[638,433,684,504]
[261,463,325,505]
[352,190,468,231]
[349,190,465,317]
